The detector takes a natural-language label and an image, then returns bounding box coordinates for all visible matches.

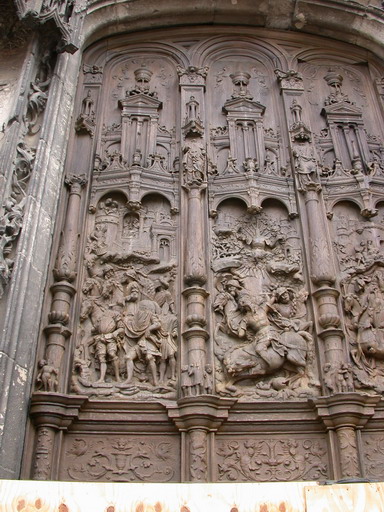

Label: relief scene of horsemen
[211,198,319,400]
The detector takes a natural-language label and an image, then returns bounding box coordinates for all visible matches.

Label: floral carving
[217,438,328,482]
[65,437,178,482]
[337,428,359,478]
[363,435,384,479]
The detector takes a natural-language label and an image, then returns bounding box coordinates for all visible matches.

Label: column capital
[311,393,381,430]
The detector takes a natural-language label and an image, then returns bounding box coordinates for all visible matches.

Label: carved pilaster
[313,393,380,479]
[39,174,87,392]
[179,66,211,388]
[277,69,347,379]
[30,393,87,480]
[168,396,236,481]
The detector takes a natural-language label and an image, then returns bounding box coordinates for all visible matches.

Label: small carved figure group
[323,362,354,394]
[181,363,213,397]
[78,266,178,389]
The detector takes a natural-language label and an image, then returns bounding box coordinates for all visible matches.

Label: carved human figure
[264,153,277,176]
[189,363,204,395]
[181,364,193,397]
[81,90,94,117]
[182,139,206,185]
[293,148,319,192]
[269,287,313,335]
[335,363,354,393]
[80,279,124,382]
[203,364,213,394]
[344,273,384,360]
[219,286,310,388]
[214,277,243,337]
[123,294,176,386]
[36,359,58,392]
[93,327,124,383]
[100,265,125,310]
[323,363,336,394]
[236,293,273,363]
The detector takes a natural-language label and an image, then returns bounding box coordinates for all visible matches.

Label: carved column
[178,66,210,395]
[42,174,87,391]
[30,394,87,480]
[276,69,346,380]
[313,394,380,479]
[168,396,236,482]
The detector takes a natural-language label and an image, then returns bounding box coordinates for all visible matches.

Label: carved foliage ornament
[65,437,178,482]
[217,438,328,482]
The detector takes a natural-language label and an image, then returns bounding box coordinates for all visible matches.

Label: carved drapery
[27,29,384,482]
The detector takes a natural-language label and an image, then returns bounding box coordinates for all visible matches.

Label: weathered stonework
[0,0,384,482]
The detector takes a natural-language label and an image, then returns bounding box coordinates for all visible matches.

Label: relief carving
[75,89,96,136]
[274,69,304,90]
[0,143,35,297]
[363,434,384,479]
[72,194,178,399]
[182,139,206,187]
[64,437,178,482]
[336,427,360,478]
[292,145,320,193]
[211,200,318,399]
[217,438,328,482]
[25,51,54,135]
[333,202,384,392]
[342,270,384,393]
[189,430,208,481]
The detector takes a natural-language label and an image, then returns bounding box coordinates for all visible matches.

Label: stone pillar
[168,396,236,482]
[30,394,86,480]
[178,65,210,395]
[42,174,87,392]
[0,46,83,478]
[313,394,380,480]
[276,69,346,387]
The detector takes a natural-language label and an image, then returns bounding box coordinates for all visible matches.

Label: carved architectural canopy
[1,20,382,483]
